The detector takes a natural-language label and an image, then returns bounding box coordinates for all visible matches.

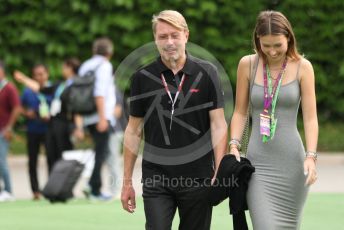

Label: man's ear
[153,34,158,46]
[185,30,189,42]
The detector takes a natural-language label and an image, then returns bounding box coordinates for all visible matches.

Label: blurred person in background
[14,58,81,173]
[105,85,127,198]
[0,60,21,202]
[21,64,52,200]
[77,37,116,201]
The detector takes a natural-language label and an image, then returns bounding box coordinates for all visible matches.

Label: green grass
[0,193,343,230]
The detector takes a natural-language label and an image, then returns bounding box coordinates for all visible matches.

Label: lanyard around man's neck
[161,73,186,130]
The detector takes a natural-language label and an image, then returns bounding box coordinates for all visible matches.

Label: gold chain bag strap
[240,54,259,156]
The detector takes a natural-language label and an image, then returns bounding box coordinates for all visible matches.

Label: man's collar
[181,54,194,75]
[156,53,195,75]
[93,54,107,60]
[65,78,74,87]
[156,57,169,74]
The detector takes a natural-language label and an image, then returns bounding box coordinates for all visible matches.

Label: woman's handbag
[240,54,259,156]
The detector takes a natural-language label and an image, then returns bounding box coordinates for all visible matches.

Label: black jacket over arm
[210,154,255,230]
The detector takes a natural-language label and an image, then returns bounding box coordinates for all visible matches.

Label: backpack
[67,62,103,115]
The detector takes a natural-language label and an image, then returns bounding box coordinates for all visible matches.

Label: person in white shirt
[77,37,116,200]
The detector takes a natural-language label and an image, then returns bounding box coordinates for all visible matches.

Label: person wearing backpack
[77,37,116,201]
[14,58,81,173]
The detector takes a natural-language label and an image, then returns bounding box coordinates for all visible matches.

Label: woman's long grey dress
[246,60,309,230]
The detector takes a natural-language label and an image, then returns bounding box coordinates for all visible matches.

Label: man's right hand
[121,182,136,213]
[96,118,108,133]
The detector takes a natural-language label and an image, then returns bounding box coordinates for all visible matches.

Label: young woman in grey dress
[229,10,318,229]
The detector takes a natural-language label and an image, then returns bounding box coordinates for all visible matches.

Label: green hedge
[0,0,343,120]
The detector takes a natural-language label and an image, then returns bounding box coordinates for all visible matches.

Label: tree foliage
[0,0,343,119]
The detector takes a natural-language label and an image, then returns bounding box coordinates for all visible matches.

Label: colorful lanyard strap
[161,73,186,130]
[268,66,285,119]
[37,93,47,105]
[54,83,66,99]
[263,58,287,113]
[262,58,288,142]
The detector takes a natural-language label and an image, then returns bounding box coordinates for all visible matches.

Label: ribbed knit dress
[246,60,309,230]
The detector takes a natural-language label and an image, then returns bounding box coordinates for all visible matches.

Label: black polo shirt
[130,54,224,179]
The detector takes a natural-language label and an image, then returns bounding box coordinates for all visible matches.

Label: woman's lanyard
[49,83,66,117]
[37,93,49,118]
[37,93,48,105]
[263,58,287,114]
[161,73,186,130]
[261,58,287,142]
[54,83,66,99]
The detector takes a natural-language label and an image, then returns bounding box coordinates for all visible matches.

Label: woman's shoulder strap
[249,54,259,91]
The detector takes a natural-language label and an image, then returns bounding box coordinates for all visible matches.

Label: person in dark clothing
[121,10,227,230]
[21,64,52,200]
[14,58,81,173]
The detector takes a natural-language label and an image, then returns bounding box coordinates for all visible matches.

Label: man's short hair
[152,10,189,34]
[64,57,81,74]
[93,37,114,56]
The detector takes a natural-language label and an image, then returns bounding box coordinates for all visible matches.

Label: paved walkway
[5,153,344,200]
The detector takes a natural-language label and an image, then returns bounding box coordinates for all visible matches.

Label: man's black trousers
[27,132,47,193]
[143,178,212,230]
[87,124,111,196]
